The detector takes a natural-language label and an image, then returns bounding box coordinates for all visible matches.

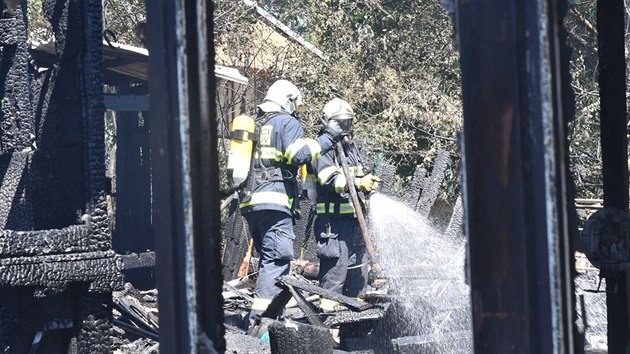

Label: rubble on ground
[112,283,159,353]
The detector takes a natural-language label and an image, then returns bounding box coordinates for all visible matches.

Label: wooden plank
[285,284,324,327]
[457,0,576,351]
[597,0,629,351]
[261,288,292,319]
[277,276,372,311]
[416,149,449,216]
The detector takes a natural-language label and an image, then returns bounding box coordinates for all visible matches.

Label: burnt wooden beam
[597,0,629,352]
[322,307,386,327]
[119,252,155,270]
[261,288,293,318]
[416,149,449,216]
[147,0,224,352]
[277,276,372,311]
[285,284,324,327]
[1,0,122,351]
[598,0,628,210]
[404,167,426,208]
[457,0,578,352]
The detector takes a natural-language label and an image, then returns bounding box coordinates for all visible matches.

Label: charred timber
[0,0,121,351]
[597,0,630,351]
[284,284,324,327]
[277,275,373,312]
[458,0,579,351]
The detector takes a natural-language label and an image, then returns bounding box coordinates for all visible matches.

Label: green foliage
[102,0,146,47]
[27,1,51,42]
[28,0,145,46]
[214,0,630,204]
[215,0,463,202]
[24,0,621,203]
[564,1,624,199]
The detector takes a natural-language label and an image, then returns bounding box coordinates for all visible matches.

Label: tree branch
[569,7,598,37]
[566,25,597,56]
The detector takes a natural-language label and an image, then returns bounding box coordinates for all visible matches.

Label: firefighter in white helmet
[240,80,343,331]
[310,98,380,312]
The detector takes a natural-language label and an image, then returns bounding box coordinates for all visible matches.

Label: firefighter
[310,98,380,311]
[240,80,343,329]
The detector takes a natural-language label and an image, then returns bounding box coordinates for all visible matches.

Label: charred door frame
[147,0,224,352]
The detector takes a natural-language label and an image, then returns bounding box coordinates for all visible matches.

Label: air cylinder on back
[227,114,257,187]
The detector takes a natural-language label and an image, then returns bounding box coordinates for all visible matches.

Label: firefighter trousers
[243,210,295,329]
[314,217,368,301]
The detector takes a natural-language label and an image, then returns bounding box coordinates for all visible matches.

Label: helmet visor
[334,118,353,134]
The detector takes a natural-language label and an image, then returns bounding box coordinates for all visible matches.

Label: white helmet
[258,79,304,115]
[322,98,355,133]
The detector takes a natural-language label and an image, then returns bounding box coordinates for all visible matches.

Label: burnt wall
[0,0,122,352]
[0,1,34,231]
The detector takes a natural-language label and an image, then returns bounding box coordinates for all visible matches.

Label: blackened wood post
[147,2,185,350]
[597,0,629,352]
[457,0,577,352]
[147,0,224,352]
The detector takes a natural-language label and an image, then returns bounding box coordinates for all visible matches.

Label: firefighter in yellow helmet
[240,80,343,330]
[310,98,380,311]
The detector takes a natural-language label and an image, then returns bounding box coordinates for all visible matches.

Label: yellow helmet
[258,79,304,115]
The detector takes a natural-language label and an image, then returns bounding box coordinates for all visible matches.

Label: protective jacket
[311,139,369,309]
[311,140,366,218]
[239,110,335,216]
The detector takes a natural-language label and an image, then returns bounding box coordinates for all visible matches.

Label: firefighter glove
[357,174,381,192]
[323,119,343,142]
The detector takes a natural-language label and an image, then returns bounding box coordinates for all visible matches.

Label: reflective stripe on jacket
[240,111,334,215]
[310,140,366,218]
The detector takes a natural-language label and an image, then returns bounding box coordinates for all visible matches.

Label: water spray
[369,193,472,351]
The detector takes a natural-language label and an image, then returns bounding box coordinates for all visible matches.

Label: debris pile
[575,257,608,353]
[222,271,393,353]
[112,283,159,353]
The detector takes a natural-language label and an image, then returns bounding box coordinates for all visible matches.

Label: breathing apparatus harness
[239,110,301,216]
